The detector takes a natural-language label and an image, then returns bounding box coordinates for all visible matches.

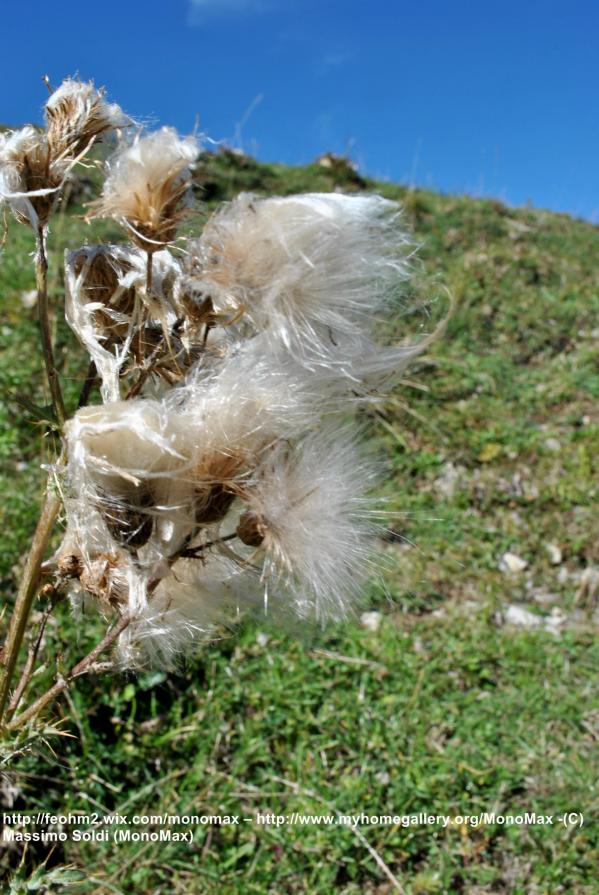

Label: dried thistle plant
[0,79,128,232]
[0,76,445,731]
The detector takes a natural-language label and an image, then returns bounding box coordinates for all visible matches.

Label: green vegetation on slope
[1,150,598,894]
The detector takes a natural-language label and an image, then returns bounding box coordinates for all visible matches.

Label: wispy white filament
[240,427,378,623]
[189,191,421,383]
[93,128,200,246]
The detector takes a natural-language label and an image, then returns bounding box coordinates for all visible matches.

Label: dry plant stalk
[0,76,442,730]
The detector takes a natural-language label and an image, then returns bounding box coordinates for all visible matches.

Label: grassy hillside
[1,150,599,894]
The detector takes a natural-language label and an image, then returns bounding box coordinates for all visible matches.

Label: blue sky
[2,0,598,219]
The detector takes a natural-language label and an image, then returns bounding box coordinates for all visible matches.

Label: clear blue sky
[2,0,598,219]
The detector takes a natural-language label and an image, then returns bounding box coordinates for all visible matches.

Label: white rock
[500,552,528,573]
[545,543,563,566]
[544,607,566,635]
[499,603,565,637]
[256,631,270,648]
[433,462,462,498]
[532,590,559,606]
[544,437,561,453]
[360,611,382,632]
[20,289,37,309]
[577,568,599,605]
[557,567,570,585]
[502,604,541,628]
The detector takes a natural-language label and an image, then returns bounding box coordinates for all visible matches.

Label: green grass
[1,150,598,893]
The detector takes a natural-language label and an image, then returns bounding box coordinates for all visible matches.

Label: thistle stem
[179,532,237,558]
[6,598,55,720]
[146,251,153,297]
[0,488,61,724]
[77,359,98,409]
[6,614,131,731]
[36,226,65,427]
[0,229,68,724]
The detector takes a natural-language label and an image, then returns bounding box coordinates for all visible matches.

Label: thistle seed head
[95,486,154,551]
[79,554,129,609]
[71,246,136,342]
[89,128,199,251]
[0,126,66,229]
[57,551,83,579]
[194,484,236,525]
[45,77,130,160]
[236,511,266,547]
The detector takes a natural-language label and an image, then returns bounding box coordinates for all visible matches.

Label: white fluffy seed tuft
[45,77,130,158]
[0,126,65,229]
[237,427,379,623]
[90,128,200,250]
[188,191,422,383]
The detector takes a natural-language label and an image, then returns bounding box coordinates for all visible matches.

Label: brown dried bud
[0,126,65,229]
[80,554,127,608]
[236,511,266,547]
[107,507,153,550]
[45,79,129,160]
[57,552,83,578]
[181,290,215,326]
[194,484,236,525]
[71,248,135,343]
[130,325,164,363]
[99,487,154,550]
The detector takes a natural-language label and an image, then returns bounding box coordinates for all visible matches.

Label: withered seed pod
[79,553,127,609]
[236,511,266,547]
[181,289,215,326]
[194,484,236,525]
[71,249,136,343]
[57,552,83,579]
[99,487,154,550]
[130,325,165,363]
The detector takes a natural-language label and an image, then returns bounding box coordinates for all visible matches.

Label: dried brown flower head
[0,126,66,229]
[191,452,243,525]
[89,128,199,252]
[45,78,129,160]
[236,511,266,547]
[79,553,129,609]
[71,247,136,343]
